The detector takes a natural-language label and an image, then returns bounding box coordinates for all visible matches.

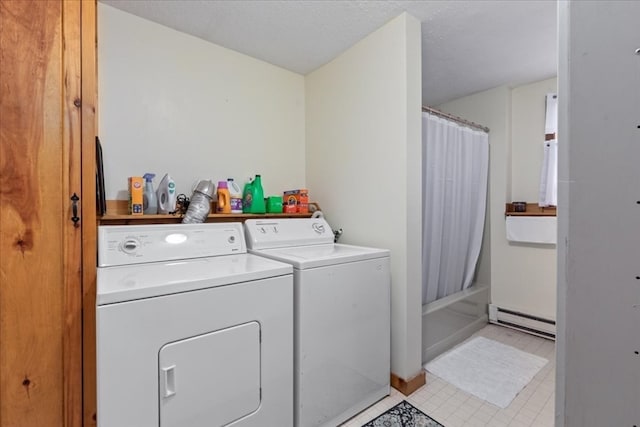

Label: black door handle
[71,193,80,227]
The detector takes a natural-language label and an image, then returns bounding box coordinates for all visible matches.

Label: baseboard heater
[489,304,556,340]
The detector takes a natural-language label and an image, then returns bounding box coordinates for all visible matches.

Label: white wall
[502,78,557,320]
[439,78,558,321]
[98,4,306,199]
[305,13,423,381]
[101,4,424,383]
[557,2,640,426]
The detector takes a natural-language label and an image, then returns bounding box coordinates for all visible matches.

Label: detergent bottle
[227,178,243,213]
[248,174,266,214]
[216,181,231,214]
[242,178,253,213]
[142,173,158,214]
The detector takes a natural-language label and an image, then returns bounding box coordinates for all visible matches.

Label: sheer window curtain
[539,93,558,207]
[422,113,489,304]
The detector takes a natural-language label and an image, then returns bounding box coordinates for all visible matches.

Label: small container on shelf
[227,178,243,213]
[283,189,308,213]
[266,196,283,213]
[512,201,527,212]
[127,176,144,215]
[216,181,231,214]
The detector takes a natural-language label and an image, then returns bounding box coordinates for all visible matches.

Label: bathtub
[422,284,489,363]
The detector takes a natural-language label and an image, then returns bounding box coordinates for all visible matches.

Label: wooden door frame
[0,1,91,425]
[64,1,98,426]
[63,2,83,426]
[79,1,98,426]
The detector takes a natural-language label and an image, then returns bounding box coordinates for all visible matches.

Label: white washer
[244,218,391,427]
[96,223,294,427]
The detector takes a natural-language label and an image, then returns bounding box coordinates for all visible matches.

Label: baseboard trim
[390,369,426,396]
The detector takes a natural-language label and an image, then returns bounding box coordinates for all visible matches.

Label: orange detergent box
[283,189,308,213]
[128,176,144,215]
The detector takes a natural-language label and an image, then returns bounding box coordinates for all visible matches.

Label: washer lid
[250,243,389,269]
[97,253,292,305]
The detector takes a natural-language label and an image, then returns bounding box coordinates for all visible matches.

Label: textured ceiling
[100,0,557,106]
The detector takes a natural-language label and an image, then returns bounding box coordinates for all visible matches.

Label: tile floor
[339,324,556,427]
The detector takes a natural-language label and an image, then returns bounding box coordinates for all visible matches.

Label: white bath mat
[424,336,548,408]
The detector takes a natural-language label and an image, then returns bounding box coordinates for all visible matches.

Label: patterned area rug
[362,401,444,427]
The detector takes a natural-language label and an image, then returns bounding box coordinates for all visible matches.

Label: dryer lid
[96,253,292,305]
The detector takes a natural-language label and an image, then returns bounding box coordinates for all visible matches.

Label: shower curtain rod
[422,106,490,133]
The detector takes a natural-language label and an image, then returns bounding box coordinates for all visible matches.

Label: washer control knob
[121,238,140,253]
[228,235,235,243]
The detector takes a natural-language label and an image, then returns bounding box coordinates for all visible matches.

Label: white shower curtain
[422,113,489,304]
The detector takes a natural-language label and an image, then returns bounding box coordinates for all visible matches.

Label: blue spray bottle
[142,173,158,214]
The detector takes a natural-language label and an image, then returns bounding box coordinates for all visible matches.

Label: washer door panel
[159,321,261,426]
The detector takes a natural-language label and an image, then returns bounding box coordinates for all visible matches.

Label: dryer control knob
[121,238,140,253]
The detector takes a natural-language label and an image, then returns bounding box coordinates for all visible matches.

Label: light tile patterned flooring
[340,324,556,427]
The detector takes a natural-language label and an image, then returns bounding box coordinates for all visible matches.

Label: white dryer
[96,223,294,427]
[244,218,391,427]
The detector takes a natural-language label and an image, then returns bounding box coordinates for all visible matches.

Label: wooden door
[0,1,93,426]
[80,1,98,424]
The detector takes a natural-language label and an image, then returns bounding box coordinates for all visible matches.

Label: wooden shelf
[101,212,313,225]
[100,199,315,225]
[505,202,556,217]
